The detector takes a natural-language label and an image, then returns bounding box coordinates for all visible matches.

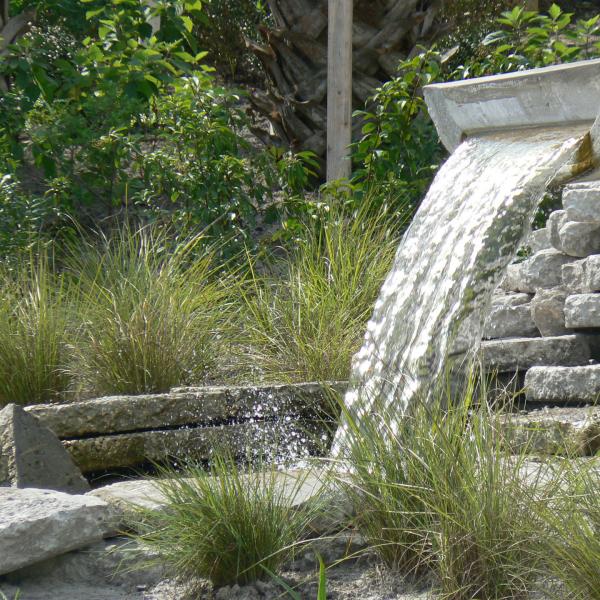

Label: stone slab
[0,404,89,493]
[500,406,600,456]
[483,302,538,340]
[64,419,326,473]
[525,365,600,403]
[479,334,591,372]
[563,182,600,221]
[27,383,339,439]
[504,249,575,293]
[0,488,114,575]
[423,58,600,152]
[562,254,600,293]
[525,228,551,254]
[564,293,600,328]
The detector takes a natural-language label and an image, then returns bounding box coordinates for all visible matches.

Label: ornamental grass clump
[537,461,600,600]
[338,370,550,599]
[131,455,325,587]
[240,200,404,383]
[0,252,74,407]
[68,226,231,397]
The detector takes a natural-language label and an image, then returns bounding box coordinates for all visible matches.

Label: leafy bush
[337,372,554,598]
[131,455,324,587]
[0,253,75,407]
[68,226,232,397]
[238,198,404,383]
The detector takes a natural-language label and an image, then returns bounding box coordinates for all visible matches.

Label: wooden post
[327,0,353,182]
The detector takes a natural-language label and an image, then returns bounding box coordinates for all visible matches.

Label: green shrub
[337,371,551,598]
[0,252,74,407]
[68,226,232,397]
[238,199,404,383]
[130,455,324,587]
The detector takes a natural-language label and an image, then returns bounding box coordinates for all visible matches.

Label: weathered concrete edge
[424,58,600,151]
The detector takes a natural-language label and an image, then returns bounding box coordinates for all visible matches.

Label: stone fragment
[0,404,89,493]
[479,335,591,373]
[500,263,524,292]
[530,288,569,336]
[0,487,113,575]
[507,249,575,293]
[564,293,600,328]
[547,209,567,251]
[525,365,600,403]
[500,406,600,456]
[64,419,324,473]
[491,292,532,307]
[557,221,600,257]
[483,302,538,340]
[27,383,339,439]
[563,183,600,221]
[525,228,551,253]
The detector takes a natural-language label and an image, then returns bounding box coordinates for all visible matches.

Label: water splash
[334,125,590,450]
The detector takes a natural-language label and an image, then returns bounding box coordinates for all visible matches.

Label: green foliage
[337,371,555,598]
[238,198,404,383]
[193,0,269,80]
[130,455,324,587]
[68,226,232,397]
[0,252,75,407]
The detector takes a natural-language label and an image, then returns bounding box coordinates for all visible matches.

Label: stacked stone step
[481,182,600,456]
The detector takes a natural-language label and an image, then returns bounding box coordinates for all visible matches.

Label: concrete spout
[424,58,600,153]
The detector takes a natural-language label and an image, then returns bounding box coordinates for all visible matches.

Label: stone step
[525,365,600,403]
[64,418,327,473]
[500,406,600,456]
[480,334,591,373]
[564,293,600,328]
[27,383,340,439]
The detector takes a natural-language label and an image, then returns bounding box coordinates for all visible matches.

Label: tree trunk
[0,1,36,91]
[247,0,444,169]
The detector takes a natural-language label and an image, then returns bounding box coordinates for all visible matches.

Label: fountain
[335,58,600,450]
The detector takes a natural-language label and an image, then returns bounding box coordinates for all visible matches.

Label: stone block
[548,209,567,251]
[500,406,600,456]
[564,293,600,328]
[27,383,338,439]
[483,302,538,340]
[563,183,600,221]
[0,404,89,493]
[562,255,600,293]
[480,334,591,373]
[0,488,113,575]
[525,365,600,403]
[562,260,585,292]
[557,221,600,257]
[508,249,575,293]
[530,288,569,336]
[491,292,532,307]
[525,228,551,253]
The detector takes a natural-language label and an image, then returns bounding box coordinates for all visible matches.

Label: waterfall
[334,124,590,450]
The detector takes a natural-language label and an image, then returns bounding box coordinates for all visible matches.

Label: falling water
[334,124,591,449]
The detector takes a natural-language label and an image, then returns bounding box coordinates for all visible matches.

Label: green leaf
[548,3,562,20]
[181,15,194,33]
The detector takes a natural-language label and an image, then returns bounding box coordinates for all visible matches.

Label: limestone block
[547,210,567,251]
[564,293,600,328]
[480,334,591,373]
[557,221,600,257]
[491,292,532,307]
[500,406,600,456]
[0,488,113,575]
[563,183,600,221]
[562,260,585,292]
[0,404,89,493]
[525,365,600,403]
[530,288,569,337]
[483,302,538,340]
[525,228,551,253]
[562,255,600,293]
[27,383,338,439]
[507,249,575,293]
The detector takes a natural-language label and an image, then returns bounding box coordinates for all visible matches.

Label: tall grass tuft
[131,455,325,587]
[68,226,231,397]
[538,462,600,599]
[338,370,547,598]
[0,253,74,407]
[239,201,404,383]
